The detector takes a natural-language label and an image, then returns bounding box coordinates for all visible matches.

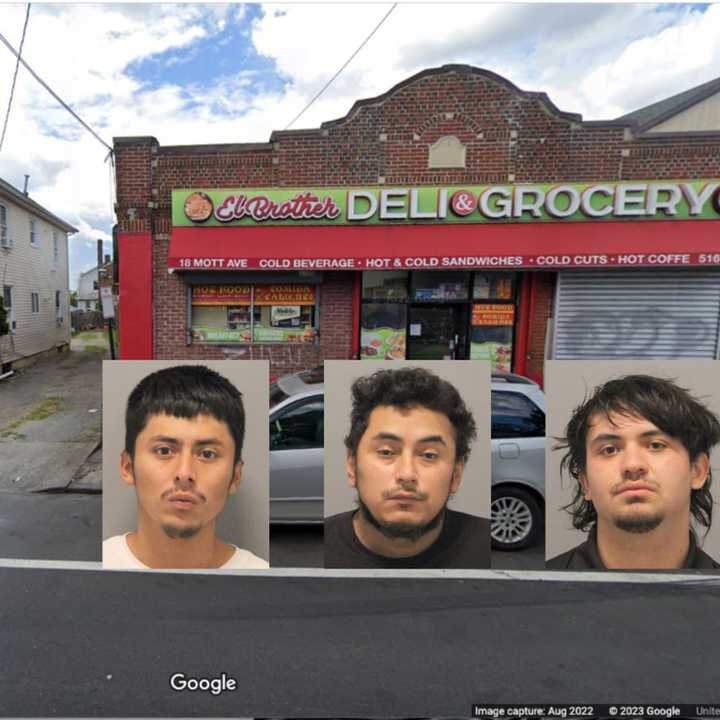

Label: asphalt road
[1,564,719,717]
[0,492,100,561]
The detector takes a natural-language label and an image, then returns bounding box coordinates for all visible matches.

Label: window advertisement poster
[473,272,514,300]
[190,285,317,343]
[470,303,515,371]
[360,303,407,360]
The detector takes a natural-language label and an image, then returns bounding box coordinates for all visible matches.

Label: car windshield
[270,382,289,409]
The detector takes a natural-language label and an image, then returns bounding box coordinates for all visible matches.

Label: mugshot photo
[323,360,491,569]
[102,360,270,570]
[545,360,720,571]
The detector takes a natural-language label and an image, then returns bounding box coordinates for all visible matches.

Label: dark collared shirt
[547,525,720,570]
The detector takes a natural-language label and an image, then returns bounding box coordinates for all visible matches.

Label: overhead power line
[284,3,398,131]
[0,4,31,154]
[0,26,113,156]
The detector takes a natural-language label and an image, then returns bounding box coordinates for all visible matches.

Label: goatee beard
[357,495,448,542]
[613,513,664,534]
[162,524,202,539]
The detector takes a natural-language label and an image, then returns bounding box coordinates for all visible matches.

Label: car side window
[270,399,324,450]
[491,390,545,439]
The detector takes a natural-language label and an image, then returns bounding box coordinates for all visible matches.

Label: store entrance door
[407,305,468,359]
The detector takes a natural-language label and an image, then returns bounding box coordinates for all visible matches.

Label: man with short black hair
[103,364,268,570]
[548,374,720,570]
[324,366,490,568]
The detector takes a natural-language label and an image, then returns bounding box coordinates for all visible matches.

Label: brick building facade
[113,65,720,383]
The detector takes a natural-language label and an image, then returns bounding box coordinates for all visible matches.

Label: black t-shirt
[324,508,491,569]
[547,525,720,571]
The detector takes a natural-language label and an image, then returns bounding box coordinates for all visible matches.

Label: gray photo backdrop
[102,359,269,562]
[545,359,720,561]
[323,360,491,519]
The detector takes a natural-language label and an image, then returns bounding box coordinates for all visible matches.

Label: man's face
[581,411,708,534]
[121,412,241,539]
[347,405,464,538]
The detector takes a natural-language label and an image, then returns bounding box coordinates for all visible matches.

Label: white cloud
[578,4,720,119]
[0,3,719,283]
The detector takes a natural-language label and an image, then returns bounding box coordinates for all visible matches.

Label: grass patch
[73,330,105,341]
[82,344,107,353]
[0,397,63,437]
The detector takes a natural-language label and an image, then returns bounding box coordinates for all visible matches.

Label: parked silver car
[489,373,546,550]
[269,368,546,550]
[270,367,325,523]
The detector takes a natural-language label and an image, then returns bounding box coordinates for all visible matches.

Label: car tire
[491,486,543,551]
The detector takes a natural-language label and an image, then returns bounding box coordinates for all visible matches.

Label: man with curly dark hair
[548,374,720,570]
[324,366,490,568]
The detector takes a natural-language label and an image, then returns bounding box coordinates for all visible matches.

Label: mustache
[611,480,659,496]
[161,488,206,503]
[381,482,430,502]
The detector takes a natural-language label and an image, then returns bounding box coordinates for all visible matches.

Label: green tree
[0,297,9,337]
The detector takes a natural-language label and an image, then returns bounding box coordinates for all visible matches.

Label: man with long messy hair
[548,374,720,570]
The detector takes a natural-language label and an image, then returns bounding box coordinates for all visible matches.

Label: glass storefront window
[469,303,515,372]
[191,284,317,344]
[227,306,251,329]
[253,303,316,343]
[473,272,515,300]
[362,270,409,300]
[360,303,407,360]
[359,269,518,367]
[411,271,470,301]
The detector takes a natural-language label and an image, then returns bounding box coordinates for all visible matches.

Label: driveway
[0,336,105,560]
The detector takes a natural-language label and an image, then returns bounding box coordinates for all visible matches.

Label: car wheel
[491,486,543,551]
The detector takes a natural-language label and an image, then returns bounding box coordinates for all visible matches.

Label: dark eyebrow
[148,435,179,444]
[194,438,226,447]
[370,432,447,446]
[147,435,225,446]
[589,429,669,446]
[417,435,447,446]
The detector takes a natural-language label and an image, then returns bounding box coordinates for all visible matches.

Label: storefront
[114,65,720,383]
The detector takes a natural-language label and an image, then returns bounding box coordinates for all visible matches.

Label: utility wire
[0,27,112,155]
[0,4,31,154]
[284,3,397,130]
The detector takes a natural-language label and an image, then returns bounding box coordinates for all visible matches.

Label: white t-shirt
[103,533,269,570]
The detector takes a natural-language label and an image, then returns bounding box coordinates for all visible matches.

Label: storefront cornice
[269,128,323,141]
[318,64,585,130]
[113,136,158,145]
[160,142,273,155]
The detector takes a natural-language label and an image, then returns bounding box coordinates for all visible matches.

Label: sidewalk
[0,334,106,560]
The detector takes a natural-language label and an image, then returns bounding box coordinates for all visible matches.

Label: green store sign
[172,180,720,227]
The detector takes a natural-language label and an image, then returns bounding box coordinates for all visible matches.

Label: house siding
[0,198,71,364]
[77,267,98,309]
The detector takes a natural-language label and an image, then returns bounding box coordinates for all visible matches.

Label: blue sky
[0,3,717,289]
[125,5,286,105]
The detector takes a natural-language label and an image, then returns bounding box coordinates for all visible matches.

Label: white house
[0,176,77,369]
[77,266,98,310]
